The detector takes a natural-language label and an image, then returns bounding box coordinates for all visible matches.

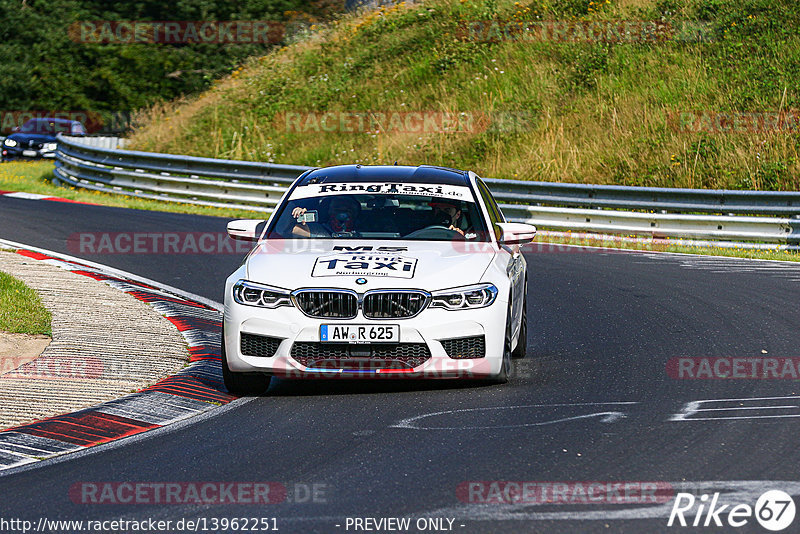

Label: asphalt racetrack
[2,195,800,533]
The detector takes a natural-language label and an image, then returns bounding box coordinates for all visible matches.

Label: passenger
[291,196,361,237]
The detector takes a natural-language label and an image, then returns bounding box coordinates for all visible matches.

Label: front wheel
[487,303,513,384]
[221,328,272,395]
[512,282,528,359]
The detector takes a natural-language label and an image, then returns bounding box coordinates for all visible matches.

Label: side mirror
[227,219,266,241]
[497,222,537,246]
[11,126,20,133]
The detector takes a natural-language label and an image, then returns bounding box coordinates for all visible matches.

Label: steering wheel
[405,225,466,240]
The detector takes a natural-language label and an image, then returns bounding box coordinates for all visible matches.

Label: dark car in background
[1,118,86,161]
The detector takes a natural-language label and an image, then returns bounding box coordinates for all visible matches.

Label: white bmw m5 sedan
[222,164,536,394]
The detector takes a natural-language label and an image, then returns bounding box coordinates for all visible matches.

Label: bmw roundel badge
[356,278,368,285]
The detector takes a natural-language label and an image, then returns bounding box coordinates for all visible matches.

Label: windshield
[266,181,490,241]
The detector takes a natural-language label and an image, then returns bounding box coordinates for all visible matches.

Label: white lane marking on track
[0,452,37,469]
[3,192,52,200]
[671,396,800,421]
[635,255,800,279]
[532,241,800,264]
[417,481,800,521]
[695,406,798,412]
[0,433,85,469]
[392,402,636,430]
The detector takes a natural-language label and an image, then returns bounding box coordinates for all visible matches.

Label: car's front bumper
[223,289,508,380]
[2,146,56,160]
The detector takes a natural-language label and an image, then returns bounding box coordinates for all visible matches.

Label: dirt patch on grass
[0,332,50,374]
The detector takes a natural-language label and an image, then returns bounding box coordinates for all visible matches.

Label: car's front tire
[512,280,528,359]
[486,302,513,384]
[221,327,272,395]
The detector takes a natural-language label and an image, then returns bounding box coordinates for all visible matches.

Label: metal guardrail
[482,178,800,216]
[53,134,800,247]
[55,135,308,212]
[67,136,129,150]
[500,205,799,244]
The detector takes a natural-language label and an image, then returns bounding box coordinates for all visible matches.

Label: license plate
[22,150,37,157]
[320,324,399,343]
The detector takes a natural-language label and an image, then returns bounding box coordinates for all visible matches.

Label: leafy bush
[0,0,346,132]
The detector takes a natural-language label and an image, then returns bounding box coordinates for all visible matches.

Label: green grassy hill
[128,0,800,190]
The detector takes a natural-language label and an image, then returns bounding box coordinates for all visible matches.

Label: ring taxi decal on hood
[311,253,418,278]
[289,182,472,202]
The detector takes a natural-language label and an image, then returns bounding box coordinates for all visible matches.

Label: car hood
[244,239,497,291]
[6,133,57,144]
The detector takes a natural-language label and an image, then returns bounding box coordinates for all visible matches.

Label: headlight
[232,280,293,309]
[44,143,57,151]
[430,283,498,310]
[3,138,17,147]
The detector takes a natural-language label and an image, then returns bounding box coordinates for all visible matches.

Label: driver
[291,196,361,237]
[428,200,466,236]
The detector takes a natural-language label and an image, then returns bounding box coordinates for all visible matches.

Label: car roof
[298,164,470,186]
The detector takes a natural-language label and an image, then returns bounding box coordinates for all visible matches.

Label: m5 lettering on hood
[312,255,417,278]
[332,246,408,252]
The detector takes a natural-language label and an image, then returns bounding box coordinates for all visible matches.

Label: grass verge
[536,232,800,262]
[0,270,52,336]
[0,161,266,220]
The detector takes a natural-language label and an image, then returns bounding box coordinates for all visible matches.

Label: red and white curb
[0,244,233,471]
[0,190,98,205]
